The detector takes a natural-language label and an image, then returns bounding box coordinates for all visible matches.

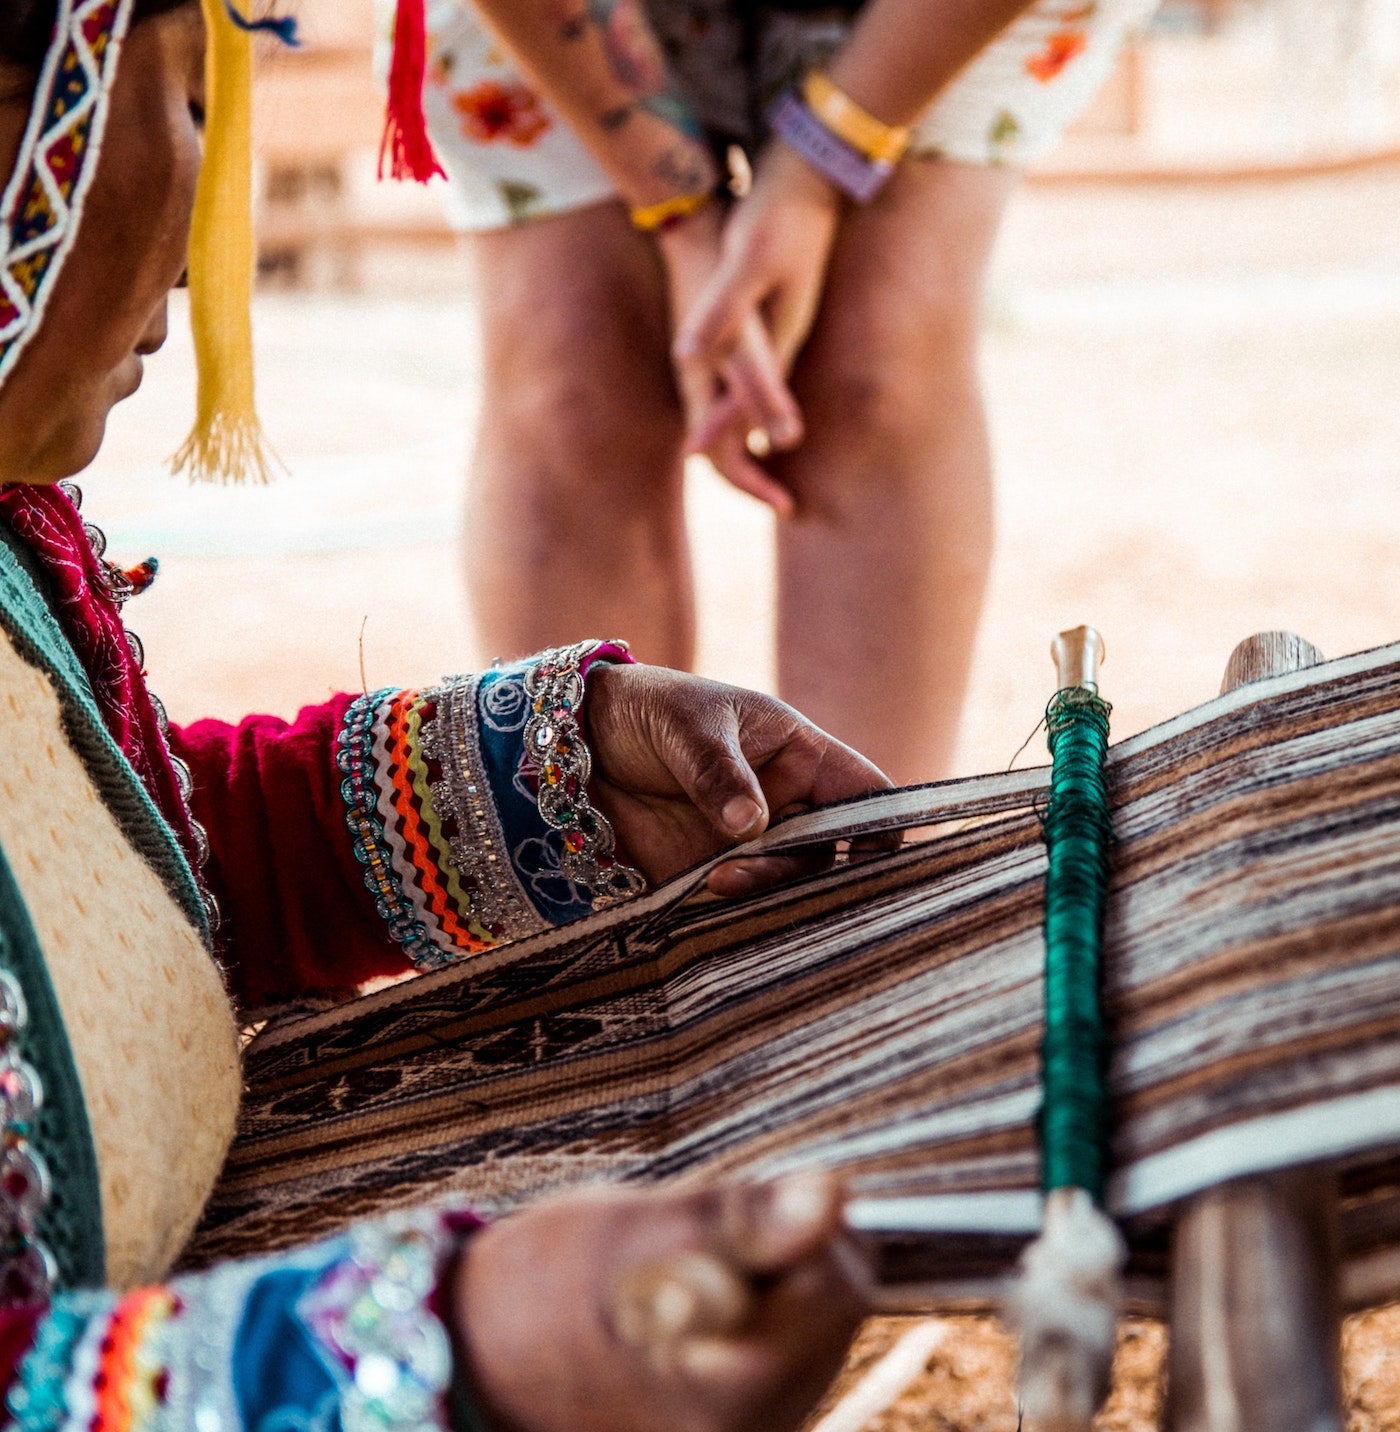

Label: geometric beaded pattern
[0,0,135,389]
[337,682,541,971]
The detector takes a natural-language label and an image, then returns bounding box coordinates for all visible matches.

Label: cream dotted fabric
[0,630,240,1290]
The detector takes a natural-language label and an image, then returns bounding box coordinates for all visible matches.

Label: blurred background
[88,0,1400,777]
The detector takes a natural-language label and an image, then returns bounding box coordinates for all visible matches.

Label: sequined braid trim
[0,971,57,1304]
[337,684,543,970]
[419,675,543,943]
[524,642,646,909]
[297,1212,458,1432]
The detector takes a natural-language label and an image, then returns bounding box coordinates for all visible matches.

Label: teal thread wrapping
[1039,686,1113,1201]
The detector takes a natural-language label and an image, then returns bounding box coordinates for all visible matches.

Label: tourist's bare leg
[772,160,1014,784]
[466,202,694,667]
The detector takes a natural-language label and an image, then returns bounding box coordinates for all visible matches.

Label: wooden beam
[1167,631,1343,1432]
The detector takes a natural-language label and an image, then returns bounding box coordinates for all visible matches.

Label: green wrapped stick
[1007,626,1126,1432]
[1041,678,1113,1199]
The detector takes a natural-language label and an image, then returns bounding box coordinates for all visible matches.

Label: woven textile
[189,643,1400,1311]
[0,0,133,388]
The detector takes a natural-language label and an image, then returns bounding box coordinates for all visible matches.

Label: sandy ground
[76,165,1400,1426]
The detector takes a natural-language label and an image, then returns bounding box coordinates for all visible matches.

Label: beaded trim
[0,0,134,390]
[298,1213,457,1432]
[56,483,221,935]
[0,970,58,1304]
[523,643,646,909]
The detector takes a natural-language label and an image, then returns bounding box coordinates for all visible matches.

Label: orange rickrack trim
[92,1288,177,1432]
[384,692,493,953]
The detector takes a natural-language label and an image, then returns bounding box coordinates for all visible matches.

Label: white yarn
[1006,1187,1127,1432]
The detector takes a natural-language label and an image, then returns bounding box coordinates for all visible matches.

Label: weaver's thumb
[678,722,770,841]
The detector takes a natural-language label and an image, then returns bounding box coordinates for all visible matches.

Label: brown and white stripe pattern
[186,643,1400,1311]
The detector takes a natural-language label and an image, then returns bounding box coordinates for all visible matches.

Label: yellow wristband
[629,190,714,233]
[801,71,910,166]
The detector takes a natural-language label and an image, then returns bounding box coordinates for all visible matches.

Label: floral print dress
[396,0,1161,230]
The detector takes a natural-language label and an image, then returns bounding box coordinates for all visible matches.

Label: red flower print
[1025,29,1088,83]
[452,80,553,147]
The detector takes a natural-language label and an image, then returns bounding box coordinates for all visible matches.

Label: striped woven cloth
[187,643,1400,1312]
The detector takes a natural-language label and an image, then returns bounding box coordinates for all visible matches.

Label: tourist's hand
[674,146,841,457]
[657,208,802,516]
[453,1173,867,1432]
[584,663,894,896]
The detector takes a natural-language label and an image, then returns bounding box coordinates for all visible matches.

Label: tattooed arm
[467,0,721,207]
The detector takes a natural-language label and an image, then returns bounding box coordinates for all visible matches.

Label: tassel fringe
[1006,1187,1126,1432]
[380,0,446,183]
[173,0,274,484]
[171,411,279,486]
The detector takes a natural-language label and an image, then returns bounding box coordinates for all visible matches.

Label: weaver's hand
[453,1173,866,1432]
[674,146,842,487]
[584,663,894,896]
[658,208,803,516]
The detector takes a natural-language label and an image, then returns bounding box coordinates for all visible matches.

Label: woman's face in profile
[0,3,205,486]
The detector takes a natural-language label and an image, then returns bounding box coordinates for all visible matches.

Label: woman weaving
[0,2,880,1428]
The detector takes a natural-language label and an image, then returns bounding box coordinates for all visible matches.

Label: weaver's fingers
[612,1251,755,1349]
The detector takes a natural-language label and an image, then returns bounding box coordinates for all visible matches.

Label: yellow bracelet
[801,71,910,166]
[629,190,714,233]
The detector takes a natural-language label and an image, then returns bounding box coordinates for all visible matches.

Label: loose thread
[1007,714,1048,773]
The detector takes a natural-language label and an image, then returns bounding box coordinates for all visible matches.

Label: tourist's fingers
[673,249,767,367]
[713,1172,847,1273]
[612,1249,756,1348]
[723,316,802,451]
[703,425,797,516]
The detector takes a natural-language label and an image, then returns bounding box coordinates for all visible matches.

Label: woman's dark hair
[0,0,194,70]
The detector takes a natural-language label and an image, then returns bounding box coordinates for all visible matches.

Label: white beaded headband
[0,0,135,391]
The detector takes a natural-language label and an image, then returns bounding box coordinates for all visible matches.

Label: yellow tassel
[171,0,279,484]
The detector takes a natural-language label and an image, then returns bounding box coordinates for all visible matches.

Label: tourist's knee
[796,298,983,462]
[492,371,684,501]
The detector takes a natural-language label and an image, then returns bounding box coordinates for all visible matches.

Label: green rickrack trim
[1039,685,1113,1202]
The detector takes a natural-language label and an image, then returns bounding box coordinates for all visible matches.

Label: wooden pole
[1167,631,1344,1432]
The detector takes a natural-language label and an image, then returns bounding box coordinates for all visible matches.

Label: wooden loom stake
[1167,632,1344,1432]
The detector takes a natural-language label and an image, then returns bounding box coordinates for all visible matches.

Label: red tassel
[380,0,446,183]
